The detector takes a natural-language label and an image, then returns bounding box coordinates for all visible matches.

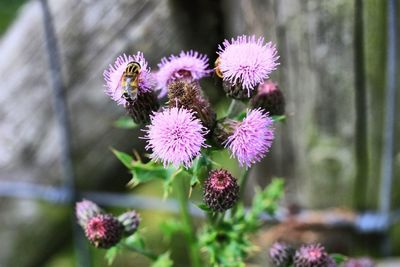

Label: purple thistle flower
[225,108,274,168]
[294,243,329,267]
[103,52,154,106]
[76,199,103,228]
[203,169,239,212]
[217,35,279,96]
[156,50,211,98]
[143,107,209,168]
[269,241,294,267]
[85,214,123,249]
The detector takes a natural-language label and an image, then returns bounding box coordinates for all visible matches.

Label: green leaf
[125,232,146,251]
[112,148,176,190]
[235,111,247,121]
[330,254,348,264]
[160,219,185,239]
[152,251,174,267]
[197,203,211,212]
[128,161,169,188]
[105,246,119,265]
[271,115,286,122]
[245,178,285,230]
[190,175,200,188]
[111,148,134,169]
[113,116,138,129]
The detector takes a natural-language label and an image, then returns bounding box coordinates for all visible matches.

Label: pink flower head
[103,52,154,106]
[258,79,278,94]
[217,35,279,96]
[143,107,208,168]
[156,50,211,98]
[225,108,274,168]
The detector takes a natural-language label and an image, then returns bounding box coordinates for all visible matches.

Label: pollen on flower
[143,107,209,168]
[103,52,154,106]
[156,50,211,98]
[225,108,274,168]
[217,35,279,96]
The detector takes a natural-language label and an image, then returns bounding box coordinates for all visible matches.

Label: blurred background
[0,0,399,266]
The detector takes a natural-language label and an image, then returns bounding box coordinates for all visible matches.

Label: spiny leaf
[111,148,134,169]
[128,161,169,188]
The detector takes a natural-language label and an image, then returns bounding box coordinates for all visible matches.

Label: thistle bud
[269,241,294,267]
[203,169,239,212]
[168,80,216,131]
[251,80,285,116]
[343,258,375,267]
[124,90,160,124]
[294,243,330,267]
[118,210,141,236]
[222,80,257,100]
[211,117,239,147]
[75,199,103,228]
[85,214,124,249]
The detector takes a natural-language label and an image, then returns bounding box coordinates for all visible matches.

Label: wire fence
[0,0,398,265]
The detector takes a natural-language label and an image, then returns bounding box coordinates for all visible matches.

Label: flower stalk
[175,169,202,267]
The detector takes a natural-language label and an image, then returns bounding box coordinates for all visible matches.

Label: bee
[119,61,141,102]
[214,57,223,79]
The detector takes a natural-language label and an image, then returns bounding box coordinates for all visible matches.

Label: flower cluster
[102,34,280,170]
[76,200,140,249]
[269,242,338,267]
[99,35,283,264]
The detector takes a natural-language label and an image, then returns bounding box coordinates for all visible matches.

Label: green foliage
[0,0,26,35]
[159,219,185,241]
[113,116,138,129]
[245,178,285,230]
[330,254,348,265]
[199,178,285,266]
[152,251,174,267]
[271,115,286,122]
[105,246,119,266]
[111,148,176,197]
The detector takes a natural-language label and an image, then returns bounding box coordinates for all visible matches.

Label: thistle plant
[76,34,295,266]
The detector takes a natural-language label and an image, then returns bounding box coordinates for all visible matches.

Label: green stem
[226,99,238,118]
[231,169,251,216]
[239,169,250,199]
[122,243,158,261]
[176,171,202,267]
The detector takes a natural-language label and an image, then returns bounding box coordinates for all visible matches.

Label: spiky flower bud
[118,210,141,236]
[294,243,330,267]
[203,169,239,212]
[211,117,239,147]
[75,199,103,228]
[222,80,257,100]
[326,256,338,267]
[125,90,160,124]
[269,241,294,267]
[343,258,375,267]
[85,214,124,249]
[168,80,216,131]
[251,80,285,116]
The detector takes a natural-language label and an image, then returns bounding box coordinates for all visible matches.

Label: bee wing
[115,74,124,95]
